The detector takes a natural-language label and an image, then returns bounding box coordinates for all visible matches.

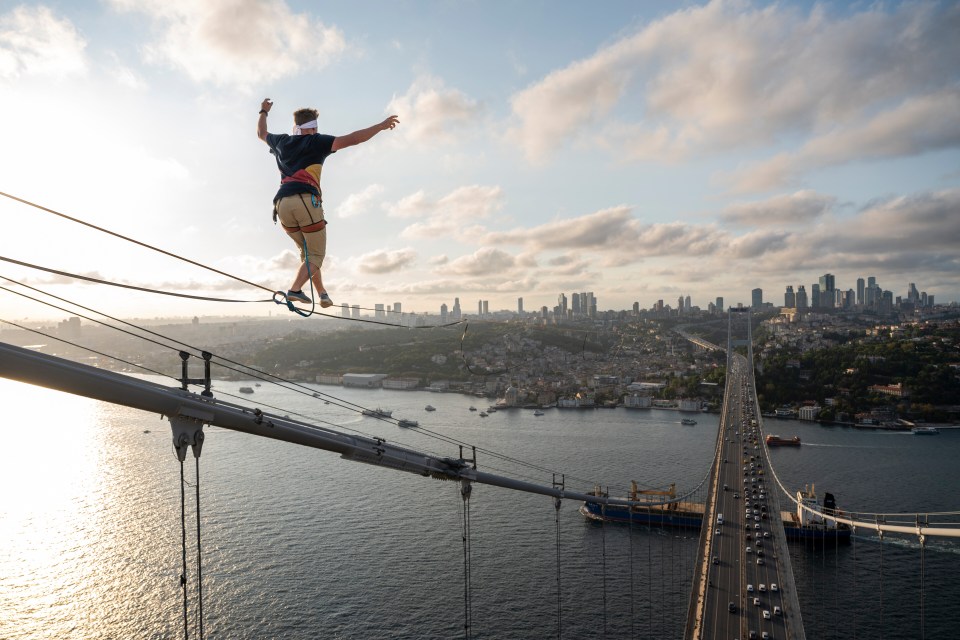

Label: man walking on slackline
[257,98,398,307]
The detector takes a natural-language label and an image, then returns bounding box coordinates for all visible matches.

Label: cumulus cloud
[107,0,346,89]
[507,0,960,170]
[729,90,960,192]
[392,185,504,239]
[720,190,835,226]
[444,247,518,277]
[356,248,417,274]
[0,6,87,79]
[337,184,383,218]
[387,75,482,144]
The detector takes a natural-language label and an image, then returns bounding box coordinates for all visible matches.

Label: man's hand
[379,115,399,130]
[261,98,273,114]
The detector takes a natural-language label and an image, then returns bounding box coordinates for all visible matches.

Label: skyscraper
[752,288,763,309]
[716,297,724,311]
[452,297,461,320]
[819,274,835,308]
[517,297,523,315]
[784,286,795,308]
[796,285,808,309]
[558,293,567,317]
[571,293,581,315]
[811,283,821,308]
[856,278,865,306]
[440,303,448,322]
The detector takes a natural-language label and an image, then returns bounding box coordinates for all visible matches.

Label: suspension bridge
[1,191,959,638]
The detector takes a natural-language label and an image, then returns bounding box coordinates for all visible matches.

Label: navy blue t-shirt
[265,132,336,203]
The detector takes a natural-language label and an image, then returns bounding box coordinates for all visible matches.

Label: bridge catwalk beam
[0,342,686,509]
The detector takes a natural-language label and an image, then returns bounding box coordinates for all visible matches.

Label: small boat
[487,407,498,413]
[398,419,419,428]
[479,412,488,417]
[254,383,261,387]
[362,407,393,418]
[424,405,436,412]
[239,387,254,394]
[681,418,697,425]
[469,406,477,412]
[534,410,544,417]
[911,426,940,435]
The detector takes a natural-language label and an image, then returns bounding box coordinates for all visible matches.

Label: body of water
[1,378,957,638]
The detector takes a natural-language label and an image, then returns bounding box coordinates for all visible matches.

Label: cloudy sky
[1,0,958,323]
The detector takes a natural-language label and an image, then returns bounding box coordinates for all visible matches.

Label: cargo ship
[579,482,704,529]
[581,482,850,541]
[766,434,801,446]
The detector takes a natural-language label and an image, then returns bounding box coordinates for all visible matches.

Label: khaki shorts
[276,194,327,267]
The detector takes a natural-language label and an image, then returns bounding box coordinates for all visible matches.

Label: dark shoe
[287,290,311,304]
[319,292,334,308]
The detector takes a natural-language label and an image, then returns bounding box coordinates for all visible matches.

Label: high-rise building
[751,288,763,309]
[818,274,835,308]
[716,297,724,311]
[811,283,821,308]
[375,303,385,318]
[478,300,483,316]
[440,303,448,322]
[571,293,581,315]
[856,278,865,306]
[393,302,402,314]
[796,285,808,309]
[819,273,835,293]
[784,286,795,308]
[684,295,692,311]
[678,295,685,314]
[351,304,360,319]
[908,283,920,303]
[558,293,567,317]
[517,297,523,315]
[482,300,489,315]
[341,303,350,318]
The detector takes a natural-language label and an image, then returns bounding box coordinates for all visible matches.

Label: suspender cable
[600,501,607,639]
[628,502,635,640]
[852,526,858,640]
[554,497,562,640]
[179,459,190,640]
[919,522,926,640]
[195,456,205,640]
[460,481,473,640]
[878,523,885,640]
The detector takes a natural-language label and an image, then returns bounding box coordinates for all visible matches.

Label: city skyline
[1,1,959,323]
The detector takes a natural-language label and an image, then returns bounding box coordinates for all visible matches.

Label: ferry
[397,419,419,428]
[534,410,544,416]
[361,407,393,418]
[911,426,939,435]
[766,435,801,446]
[681,418,697,425]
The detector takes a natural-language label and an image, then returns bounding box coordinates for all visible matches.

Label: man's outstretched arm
[331,115,399,152]
[257,98,272,142]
